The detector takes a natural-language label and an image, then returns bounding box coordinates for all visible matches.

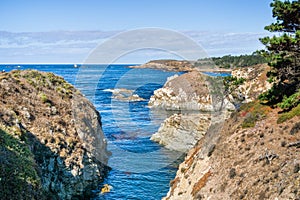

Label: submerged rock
[104,88,145,102]
[0,70,109,199]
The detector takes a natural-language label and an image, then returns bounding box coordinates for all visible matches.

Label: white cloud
[0,30,269,64]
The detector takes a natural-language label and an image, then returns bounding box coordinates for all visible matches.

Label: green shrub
[278,91,300,110]
[224,76,246,91]
[277,103,300,123]
[39,93,48,103]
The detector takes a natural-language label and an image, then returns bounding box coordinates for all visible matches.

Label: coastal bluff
[156,64,299,199]
[149,70,234,152]
[150,64,271,152]
[163,102,300,199]
[129,59,194,72]
[0,70,110,199]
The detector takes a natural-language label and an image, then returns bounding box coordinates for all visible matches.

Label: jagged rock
[151,113,211,152]
[149,71,234,111]
[0,70,109,199]
[149,70,235,152]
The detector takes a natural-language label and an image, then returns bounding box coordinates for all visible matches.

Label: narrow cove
[0,64,185,199]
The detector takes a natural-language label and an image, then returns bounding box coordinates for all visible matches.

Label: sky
[0,0,274,63]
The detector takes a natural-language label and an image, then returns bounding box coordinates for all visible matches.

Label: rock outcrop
[150,113,211,152]
[160,64,299,199]
[0,70,109,199]
[130,59,194,72]
[103,88,145,102]
[149,71,234,112]
[149,71,235,152]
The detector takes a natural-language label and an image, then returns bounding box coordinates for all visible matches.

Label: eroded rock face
[149,71,233,111]
[150,113,211,152]
[164,107,300,200]
[162,65,298,199]
[149,71,234,152]
[0,70,109,199]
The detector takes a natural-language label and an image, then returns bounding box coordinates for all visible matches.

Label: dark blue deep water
[0,64,184,200]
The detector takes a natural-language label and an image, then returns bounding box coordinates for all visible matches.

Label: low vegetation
[239,101,271,128]
[277,103,300,124]
[0,127,43,199]
[223,76,246,91]
[194,54,266,69]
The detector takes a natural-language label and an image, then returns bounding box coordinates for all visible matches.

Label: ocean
[0,64,184,199]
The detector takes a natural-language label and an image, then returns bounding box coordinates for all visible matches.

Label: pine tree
[259,0,300,106]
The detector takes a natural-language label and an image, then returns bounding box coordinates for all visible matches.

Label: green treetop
[259,0,300,107]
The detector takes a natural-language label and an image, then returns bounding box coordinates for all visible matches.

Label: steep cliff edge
[0,70,110,199]
[149,71,226,153]
[164,102,300,199]
[162,64,300,199]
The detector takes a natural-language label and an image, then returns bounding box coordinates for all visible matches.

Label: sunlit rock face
[0,70,109,199]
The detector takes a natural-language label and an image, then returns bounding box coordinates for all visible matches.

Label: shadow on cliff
[0,126,109,200]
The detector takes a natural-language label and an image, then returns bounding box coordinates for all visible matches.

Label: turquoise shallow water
[0,64,184,199]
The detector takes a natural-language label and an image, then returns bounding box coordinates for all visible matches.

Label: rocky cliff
[0,70,110,199]
[130,59,194,72]
[161,64,300,199]
[164,102,300,200]
[149,71,235,111]
[151,113,211,152]
[149,70,235,152]
[150,65,272,153]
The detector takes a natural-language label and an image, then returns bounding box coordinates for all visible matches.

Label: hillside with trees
[194,53,267,69]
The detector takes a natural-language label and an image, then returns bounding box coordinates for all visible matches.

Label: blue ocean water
[0,64,184,199]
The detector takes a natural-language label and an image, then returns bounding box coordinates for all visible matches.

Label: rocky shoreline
[148,69,237,152]
[0,70,110,199]
[145,62,299,199]
[143,62,288,199]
